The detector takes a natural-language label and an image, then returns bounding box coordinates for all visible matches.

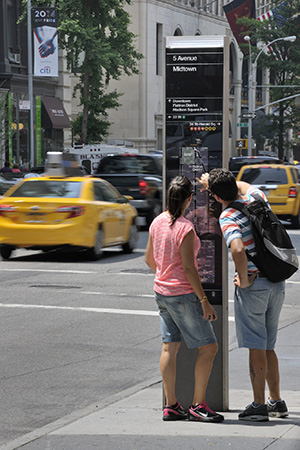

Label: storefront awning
[42,96,71,129]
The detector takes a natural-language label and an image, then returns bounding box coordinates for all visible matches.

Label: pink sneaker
[163,401,188,421]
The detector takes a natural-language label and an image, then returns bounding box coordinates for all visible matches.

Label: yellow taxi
[0,174,138,260]
[236,163,300,228]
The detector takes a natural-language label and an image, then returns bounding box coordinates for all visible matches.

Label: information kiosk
[164,35,230,411]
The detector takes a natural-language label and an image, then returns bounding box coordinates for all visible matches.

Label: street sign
[236,139,248,149]
[241,112,257,119]
[237,122,248,127]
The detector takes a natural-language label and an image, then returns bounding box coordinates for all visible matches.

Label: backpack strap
[226,200,250,217]
[226,192,266,216]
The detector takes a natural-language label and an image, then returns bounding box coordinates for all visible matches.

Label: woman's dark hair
[167,175,193,225]
[209,168,238,201]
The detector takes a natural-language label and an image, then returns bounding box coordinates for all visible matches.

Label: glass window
[240,168,288,185]
[10,180,82,198]
[93,182,105,201]
[100,181,121,203]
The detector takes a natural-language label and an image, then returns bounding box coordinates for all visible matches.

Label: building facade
[94,0,273,155]
[0,0,274,165]
[0,0,72,167]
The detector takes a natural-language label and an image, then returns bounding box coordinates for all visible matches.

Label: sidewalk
[1,321,299,450]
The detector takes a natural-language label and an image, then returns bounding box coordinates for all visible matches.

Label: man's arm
[230,238,256,288]
[236,181,252,196]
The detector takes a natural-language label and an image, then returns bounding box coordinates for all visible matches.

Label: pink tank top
[149,212,200,295]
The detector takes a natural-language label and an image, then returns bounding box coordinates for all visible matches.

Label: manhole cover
[30,285,82,289]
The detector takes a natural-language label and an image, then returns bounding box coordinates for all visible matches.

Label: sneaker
[267,398,289,418]
[188,401,224,422]
[163,401,188,421]
[238,403,269,421]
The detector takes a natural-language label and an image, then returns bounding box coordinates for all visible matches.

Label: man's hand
[234,273,257,289]
[196,173,209,192]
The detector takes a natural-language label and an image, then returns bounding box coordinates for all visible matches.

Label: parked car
[229,156,281,178]
[0,175,138,260]
[94,153,162,227]
[236,163,300,228]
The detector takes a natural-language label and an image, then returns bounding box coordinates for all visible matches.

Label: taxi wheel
[291,210,300,229]
[122,221,138,254]
[0,245,14,260]
[86,228,103,260]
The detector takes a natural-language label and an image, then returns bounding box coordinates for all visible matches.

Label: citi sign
[40,66,51,74]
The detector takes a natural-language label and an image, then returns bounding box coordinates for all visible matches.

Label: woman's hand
[201,300,218,322]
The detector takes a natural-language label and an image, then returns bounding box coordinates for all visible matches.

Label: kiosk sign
[164,36,230,411]
[165,36,229,301]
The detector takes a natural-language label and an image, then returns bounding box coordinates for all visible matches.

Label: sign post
[163,36,229,411]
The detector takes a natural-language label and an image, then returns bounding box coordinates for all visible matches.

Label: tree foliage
[0,88,8,159]
[22,0,143,144]
[239,1,300,159]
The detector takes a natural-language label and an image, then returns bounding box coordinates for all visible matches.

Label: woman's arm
[180,230,217,321]
[145,234,156,272]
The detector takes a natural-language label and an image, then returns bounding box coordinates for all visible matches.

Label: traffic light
[236,139,248,150]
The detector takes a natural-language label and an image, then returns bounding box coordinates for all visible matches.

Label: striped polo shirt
[219,187,268,274]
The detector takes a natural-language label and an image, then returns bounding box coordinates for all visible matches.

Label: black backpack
[227,194,299,282]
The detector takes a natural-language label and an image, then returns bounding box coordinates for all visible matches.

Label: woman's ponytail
[167,176,193,225]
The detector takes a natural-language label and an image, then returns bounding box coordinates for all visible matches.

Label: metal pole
[27,0,34,168]
[247,42,253,156]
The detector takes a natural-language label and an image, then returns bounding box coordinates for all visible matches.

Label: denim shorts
[234,277,285,350]
[154,291,217,349]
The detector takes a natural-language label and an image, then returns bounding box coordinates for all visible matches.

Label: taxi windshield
[240,168,288,185]
[9,180,82,198]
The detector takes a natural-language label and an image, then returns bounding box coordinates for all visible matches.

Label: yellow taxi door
[93,180,127,243]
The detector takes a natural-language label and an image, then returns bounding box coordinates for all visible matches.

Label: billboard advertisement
[32,7,58,77]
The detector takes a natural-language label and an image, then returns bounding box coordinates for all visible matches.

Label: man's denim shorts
[154,291,217,349]
[234,277,285,350]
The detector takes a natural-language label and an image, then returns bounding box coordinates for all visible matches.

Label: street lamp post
[244,35,296,156]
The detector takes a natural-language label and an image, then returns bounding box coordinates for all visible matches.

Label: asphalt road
[1,227,299,447]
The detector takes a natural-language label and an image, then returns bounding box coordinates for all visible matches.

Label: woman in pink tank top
[145,176,224,423]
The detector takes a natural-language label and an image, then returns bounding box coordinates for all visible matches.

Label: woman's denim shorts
[154,291,217,349]
[234,277,285,350]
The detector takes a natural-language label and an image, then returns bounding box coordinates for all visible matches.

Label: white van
[64,143,139,174]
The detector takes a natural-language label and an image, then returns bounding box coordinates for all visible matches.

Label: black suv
[94,153,162,226]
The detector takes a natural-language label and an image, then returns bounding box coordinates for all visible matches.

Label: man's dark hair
[209,168,238,201]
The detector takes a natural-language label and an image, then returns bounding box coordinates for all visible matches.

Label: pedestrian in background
[145,175,224,423]
[198,168,288,422]
[0,161,12,173]
[12,163,21,173]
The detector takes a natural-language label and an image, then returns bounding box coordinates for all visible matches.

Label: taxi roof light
[45,152,82,177]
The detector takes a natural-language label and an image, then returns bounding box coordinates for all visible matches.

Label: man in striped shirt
[198,168,288,422]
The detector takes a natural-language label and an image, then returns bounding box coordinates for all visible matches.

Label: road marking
[82,291,154,298]
[0,303,236,321]
[0,303,158,316]
[0,268,96,274]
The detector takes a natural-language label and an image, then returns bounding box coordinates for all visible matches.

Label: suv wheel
[291,210,300,229]
[146,201,162,227]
